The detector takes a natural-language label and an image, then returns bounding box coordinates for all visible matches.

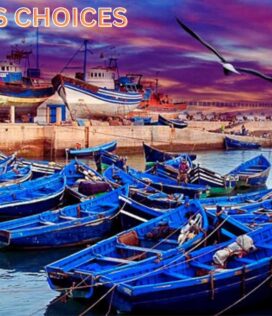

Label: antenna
[155,71,159,94]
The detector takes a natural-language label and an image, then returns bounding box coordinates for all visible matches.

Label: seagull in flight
[176,17,272,82]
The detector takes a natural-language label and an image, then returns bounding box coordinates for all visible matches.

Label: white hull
[62,85,142,118]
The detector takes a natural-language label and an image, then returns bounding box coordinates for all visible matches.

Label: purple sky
[2,0,272,102]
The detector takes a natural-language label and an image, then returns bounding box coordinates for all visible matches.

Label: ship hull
[0,84,53,117]
[53,75,142,118]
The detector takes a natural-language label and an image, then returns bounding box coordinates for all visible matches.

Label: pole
[83,39,88,81]
[36,25,39,69]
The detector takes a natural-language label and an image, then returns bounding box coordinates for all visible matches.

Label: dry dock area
[0,122,272,159]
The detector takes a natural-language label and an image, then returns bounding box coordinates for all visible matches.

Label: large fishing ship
[52,40,143,119]
[0,42,53,120]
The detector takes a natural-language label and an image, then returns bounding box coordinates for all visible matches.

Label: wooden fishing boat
[103,165,147,189]
[128,167,209,198]
[225,136,261,150]
[0,152,63,179]
[46,199,208,299]
[0,172,66,219]
[130,117,152,125]
[158,114,188,129]
[201,188,272,210]
[94,150,128,172]
[227,155,271,188]
[64,160,111,202]
[0,166,32,187]
[66,141,117,158]
[129,189,183,209]
[103,165,183,208]
[0,186,128,249]
[103,226,272,314]
[143,142,196,168]
[118,195,169,229]
[188,165,237,196]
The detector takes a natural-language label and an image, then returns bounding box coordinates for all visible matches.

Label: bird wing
[176,17,227,63]
[235,67,272,82]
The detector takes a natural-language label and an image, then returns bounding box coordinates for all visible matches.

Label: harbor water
[1,149,272,315]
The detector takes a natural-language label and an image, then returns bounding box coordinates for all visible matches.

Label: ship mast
[83,39,88,81]
[36,25,39,69]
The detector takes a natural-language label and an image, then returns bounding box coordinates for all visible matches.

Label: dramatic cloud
[2,0,272,102]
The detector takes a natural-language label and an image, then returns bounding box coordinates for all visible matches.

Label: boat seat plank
[238,171,257,175]
[161,239,179,245]
[190,261,215,270]
[116,244,162,255]
[59,215,78,220]
[96,256,133,263]
[234,257,255,264]
[40,220,55,225]
[164,271,188,279]
[255,243,272,249]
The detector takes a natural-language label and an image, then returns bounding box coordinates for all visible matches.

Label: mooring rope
[214,274,272,316]
[78,285,117,316]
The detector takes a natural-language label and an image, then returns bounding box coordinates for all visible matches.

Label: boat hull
[112,267,271,314]
[53,75,142,118]
[225,137,261,150]
[0,217,115,249]
[0,84,53,117]
[68,141,117,158]
[0,192,64,219]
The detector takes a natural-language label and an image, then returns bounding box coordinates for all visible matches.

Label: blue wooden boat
[0,165,32,187]
[158,114,188,129]
[0,186,128,249]
[129,188,183,209]
[129,167,209,198]
[230,213,272,229]
[66,141,117,158]
[94,150,127,172]
[46,200,208,299]
[188,165,237,196]
[118,195,170,228]
[0,152,63,179]
[143,142,196,164]
[227,154,271,188]
[201,188,272,210]
[0,154,17,168]
[225,136,261,150]
[103,166,183,208]
[103,165,147,189]
[224,198,272,216]
[0,172,66,219]
[130,117,152,125]
[64,160,111,202]
[103,226,272,314]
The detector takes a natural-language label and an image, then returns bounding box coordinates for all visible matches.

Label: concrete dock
[0,122,271,159]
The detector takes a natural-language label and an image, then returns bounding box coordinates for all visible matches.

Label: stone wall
[0,124,271,159]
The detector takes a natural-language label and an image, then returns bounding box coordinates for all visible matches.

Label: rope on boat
[43,213,229,315]
[105,284,115,316]
[214,274,272,316]
[78,285,117,316]
[112,215,231,286]
[28,274,93,316]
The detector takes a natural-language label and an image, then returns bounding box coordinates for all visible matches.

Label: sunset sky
[1,0,272,102]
